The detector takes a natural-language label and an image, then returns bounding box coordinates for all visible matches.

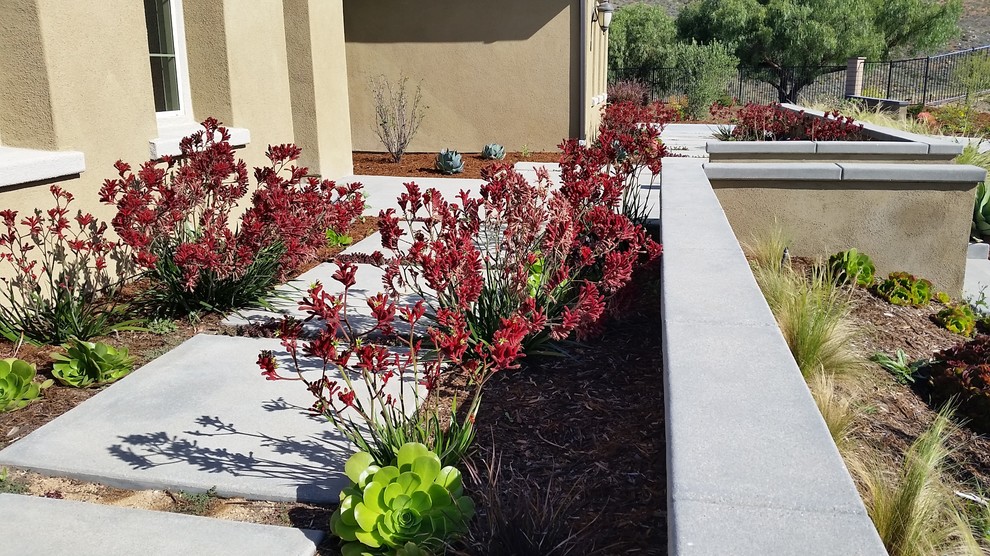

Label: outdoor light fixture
[593,1,614,33]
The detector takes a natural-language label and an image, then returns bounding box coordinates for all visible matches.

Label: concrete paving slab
[0,335,424,503]
[0,493,323,556]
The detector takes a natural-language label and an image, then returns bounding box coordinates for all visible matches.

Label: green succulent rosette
[0,358,52,412]
[331,442,475,556]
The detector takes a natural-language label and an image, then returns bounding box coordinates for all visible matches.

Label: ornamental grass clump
[748,232,863,380]
[850,408,981,556]
[0,185,137,344]
[330,443,475,555]
[100,118,364,317]
[257,260,533,467]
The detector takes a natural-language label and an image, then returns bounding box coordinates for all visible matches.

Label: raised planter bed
[703,103,987,296]
[707,103,964,163]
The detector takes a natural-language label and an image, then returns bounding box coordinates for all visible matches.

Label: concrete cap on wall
[703,162,843,181]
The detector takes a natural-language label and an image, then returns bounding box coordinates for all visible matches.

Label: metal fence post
[920,56,931,105]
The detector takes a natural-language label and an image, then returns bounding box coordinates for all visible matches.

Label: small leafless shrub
[369,74,426,163]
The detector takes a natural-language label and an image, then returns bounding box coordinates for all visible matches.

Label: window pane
[145,0,180,112]
[150,56,180,112]
[144,0,175,56]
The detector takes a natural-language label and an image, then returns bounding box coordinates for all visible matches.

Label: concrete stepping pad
[0,335,423,503]
[0,493,323,556]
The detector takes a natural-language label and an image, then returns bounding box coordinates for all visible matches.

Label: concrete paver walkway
[0,335,422,503]
[0,493,324,556]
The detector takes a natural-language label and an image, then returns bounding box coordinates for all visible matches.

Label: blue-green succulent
[434,149,464,175]
[330,443,475,556]
[480,143,505,160]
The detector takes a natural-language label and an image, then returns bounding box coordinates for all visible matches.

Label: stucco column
[283,0,354,177]
[845,56,865,98]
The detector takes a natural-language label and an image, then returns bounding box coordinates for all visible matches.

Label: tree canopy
[674,0,962,101]
[608,3,677,69]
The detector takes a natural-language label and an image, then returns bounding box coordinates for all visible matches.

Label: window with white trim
[143,0,192,123]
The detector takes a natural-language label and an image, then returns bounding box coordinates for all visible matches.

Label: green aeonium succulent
[0,358,52,412]
[51,339,134,388]
[331,443,475,556]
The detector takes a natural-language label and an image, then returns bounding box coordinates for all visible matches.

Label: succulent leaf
[0,358,50,413]
[331,443,473,554]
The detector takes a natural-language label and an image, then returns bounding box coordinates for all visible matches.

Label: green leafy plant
[936,303,977,336]
[170,486,219,516]
[876,271,933,307]
[935,291,952,305]
[871,349,926,384]
[481,144,506,160]
[330,443,475,555]
[0,358,51,412]
[0,467,27,494]
[969,170,990,241]
[326,228,354,248]
[828,248,876,287]
[435,149,465,175]
[147,317,177,336]
[51,339,134,388]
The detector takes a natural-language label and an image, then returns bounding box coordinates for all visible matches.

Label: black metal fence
[862,46,990,105]
[609,45,990,106]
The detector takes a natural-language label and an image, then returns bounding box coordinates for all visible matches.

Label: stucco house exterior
[0,0,608,220]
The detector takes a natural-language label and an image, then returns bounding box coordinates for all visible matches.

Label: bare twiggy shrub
[370,74,426,163]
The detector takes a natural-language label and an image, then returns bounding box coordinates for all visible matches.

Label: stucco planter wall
[705,162,987,295]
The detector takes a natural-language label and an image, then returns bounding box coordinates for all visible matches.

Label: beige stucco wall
[0,0,356,235]
[0,0,158,225]
[711,180,976,295]
[584,0,608,140]
[344,0,581,153]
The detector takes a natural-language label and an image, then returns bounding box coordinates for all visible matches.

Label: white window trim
[147,0,250,159]
[154,0,193,128]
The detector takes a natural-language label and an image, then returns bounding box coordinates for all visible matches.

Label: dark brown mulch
[352,151,560,180]
[452,269,665,555]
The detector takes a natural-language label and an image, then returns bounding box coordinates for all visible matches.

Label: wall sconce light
[593,1,615,34]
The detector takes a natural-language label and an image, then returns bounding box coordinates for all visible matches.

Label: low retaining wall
[707,103,963,163]
[660,157,887,555]
[705,162,986,295]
